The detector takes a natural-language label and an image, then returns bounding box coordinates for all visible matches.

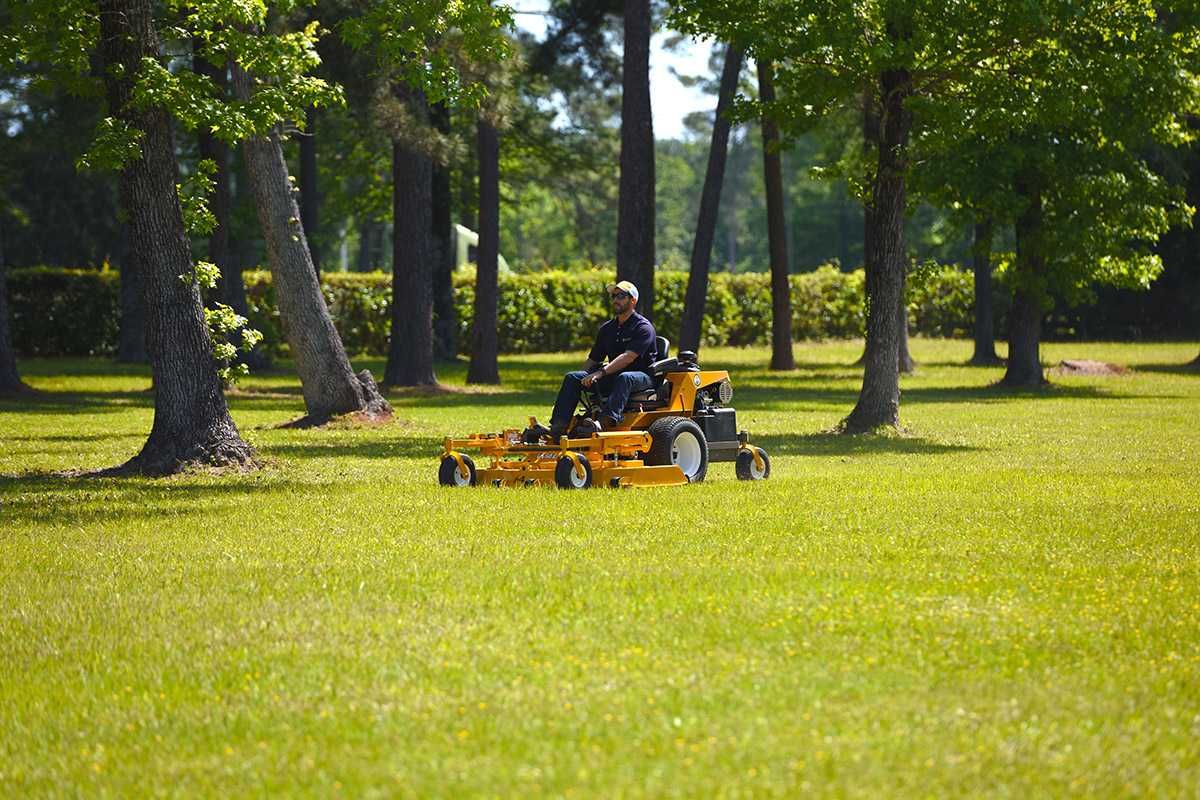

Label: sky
[511,1,718,140]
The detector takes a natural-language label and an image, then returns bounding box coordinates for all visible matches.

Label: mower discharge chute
[438,338,771,489]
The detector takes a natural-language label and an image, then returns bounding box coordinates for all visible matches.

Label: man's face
[610,290,633,315]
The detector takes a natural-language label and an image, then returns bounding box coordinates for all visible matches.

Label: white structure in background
[455,223,511,273]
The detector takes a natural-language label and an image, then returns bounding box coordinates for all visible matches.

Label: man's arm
[581,350,636,387]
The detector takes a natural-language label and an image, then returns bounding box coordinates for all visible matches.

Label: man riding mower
[438,281,771,489]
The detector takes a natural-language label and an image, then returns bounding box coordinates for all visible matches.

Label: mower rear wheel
[646,417,709,483]
[555,452,593,489]
[438,453,477,487]
[735,447,770,481]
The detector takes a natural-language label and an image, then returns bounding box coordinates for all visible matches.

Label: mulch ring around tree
[1051,359,1129,376]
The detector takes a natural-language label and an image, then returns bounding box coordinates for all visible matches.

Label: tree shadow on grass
[0,473,316,529]
[4,432,145,443]
[259,435,444,461]
[751,431,983,457]
[1,387,310,417]
[0,389,155,416]
[1128,362,1200,376]
[898,382,1143,403]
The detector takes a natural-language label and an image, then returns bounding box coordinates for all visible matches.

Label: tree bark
[1003,172,1048,387]
[852,92,880,368]
[616,0,655,320]
[116,224,147,363]
[0,222,30,395]
[897,271,915,373]
[300,106,320,276]
[386,86,437,387]
[970,214,1001,365]
[232,63,389,421]
[758,60,795,371]
[97,0,255,474]
[468,119,501,384]
[842,68,910,433]
[431,102,458,360]
[679,44,744,353]
[356,220,381,272]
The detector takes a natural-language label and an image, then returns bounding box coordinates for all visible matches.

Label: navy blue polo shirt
[588,311,658,374]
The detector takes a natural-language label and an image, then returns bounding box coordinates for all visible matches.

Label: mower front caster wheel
[555,452,593,489]
[735,447,770,481]
[439,453,477,487]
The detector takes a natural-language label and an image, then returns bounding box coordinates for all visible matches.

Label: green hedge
[10,263,985,357]
[8,267,121,357]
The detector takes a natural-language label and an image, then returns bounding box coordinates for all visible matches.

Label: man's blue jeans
[551,370,655,425]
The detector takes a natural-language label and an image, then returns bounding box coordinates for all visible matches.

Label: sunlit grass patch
[1,339,1198,796]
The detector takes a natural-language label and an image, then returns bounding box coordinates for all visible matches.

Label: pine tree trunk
[116,227,147,363]
[680,44,743,354]
[1003,173,1047,387]
[842,68,910,433]
[617,0,656,320]
[232,64,389,421]
[0,228,30,395]
[98,0,255,474]
[468,119,501,384]
[300,106,320,276]
[386,87,437,387]
[970,214,1001,365]
[758,60,795,371]
[431,102,458,361]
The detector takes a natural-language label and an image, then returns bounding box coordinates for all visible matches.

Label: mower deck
[441,430,688,488]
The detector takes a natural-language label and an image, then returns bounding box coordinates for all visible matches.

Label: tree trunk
[232,63,390,421]
[431,102,458,361]
[970,214,1001,365]
[468,119,501,384]
[897,270,914,373]
[758,60,795,371]
[98,0,255,474]
[194,47,266,370]
[0,223,30,395]
[1003,173,1048,387]
[300,106,320,276]
[116,226,147,363]
[842,68,910,433]
[616,0,655,320]
[386,86,437,387]
[852,92,880,367]
[356,220,380,272]
[679,44,744,354]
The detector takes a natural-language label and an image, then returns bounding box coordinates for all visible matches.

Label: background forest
[3,1,1197,344]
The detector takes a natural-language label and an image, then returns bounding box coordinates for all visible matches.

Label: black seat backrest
[657,336,670,361]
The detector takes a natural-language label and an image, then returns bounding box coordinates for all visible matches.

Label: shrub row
[9,264,989,357]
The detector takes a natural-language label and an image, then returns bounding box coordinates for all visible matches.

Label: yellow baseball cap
[609,280,639,302]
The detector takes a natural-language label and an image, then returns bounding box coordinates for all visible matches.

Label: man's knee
[563,370,587,385]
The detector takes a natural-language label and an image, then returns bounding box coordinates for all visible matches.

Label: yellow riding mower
[438,338,771,489]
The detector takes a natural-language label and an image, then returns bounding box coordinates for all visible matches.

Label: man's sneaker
[599,416,622,431]
[548,420,568,443]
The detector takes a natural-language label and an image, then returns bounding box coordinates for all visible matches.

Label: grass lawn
[1,339,1198,797]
